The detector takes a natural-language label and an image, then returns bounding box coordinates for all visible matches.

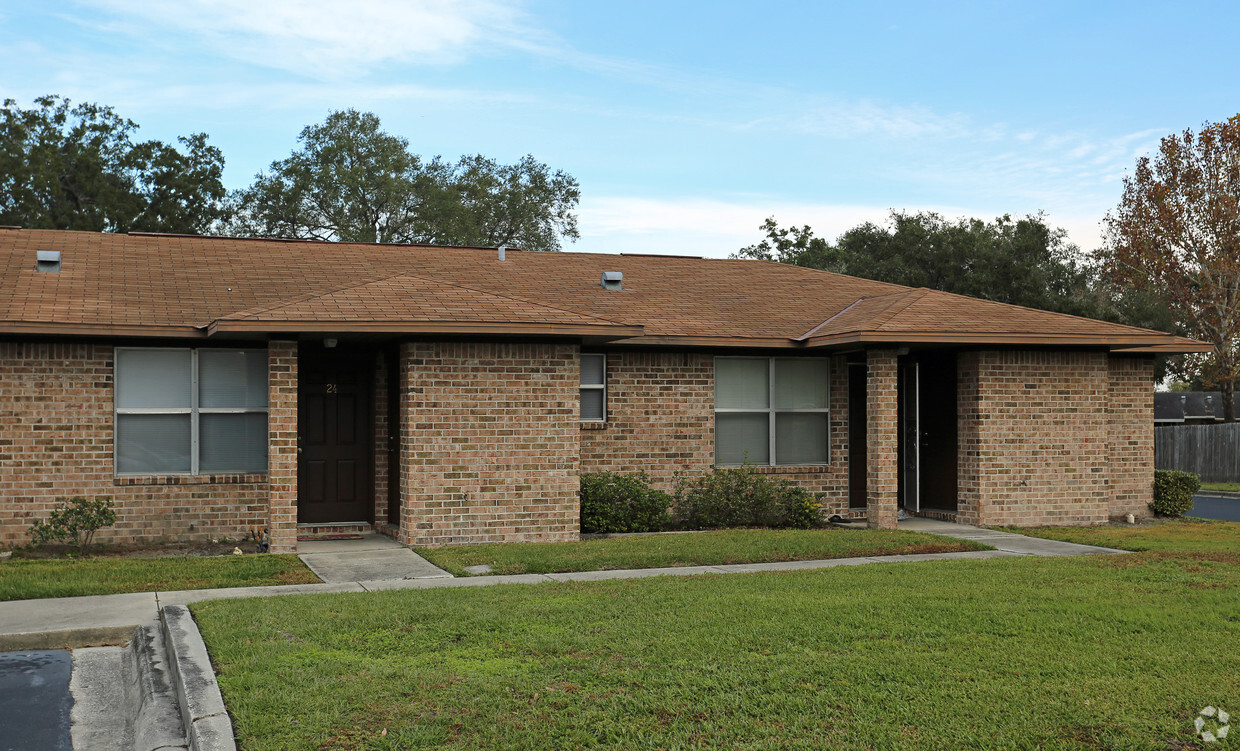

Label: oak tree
[1099,115,1240,420]
[226,109,579,251]
[0,95,227,234]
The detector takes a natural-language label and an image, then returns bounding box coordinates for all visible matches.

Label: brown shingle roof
[0,228,1210,352]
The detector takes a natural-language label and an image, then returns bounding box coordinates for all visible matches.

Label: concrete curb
[0,624,137,651]
[161,604,237,751]
[121,623,189,751]
[1198,490,1240,499]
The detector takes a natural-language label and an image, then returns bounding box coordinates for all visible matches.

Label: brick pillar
[866,348,899,529]
[267,341,299,553]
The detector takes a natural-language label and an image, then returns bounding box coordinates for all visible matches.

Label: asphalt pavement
[1189,493,1240,522]
[0,650,73,751]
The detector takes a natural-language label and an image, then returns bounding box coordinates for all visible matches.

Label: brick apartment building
[0,229,1207,552]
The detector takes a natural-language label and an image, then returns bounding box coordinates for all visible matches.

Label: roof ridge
[868,288,932,331]
[795,289,923,340]
[219,271,408,321]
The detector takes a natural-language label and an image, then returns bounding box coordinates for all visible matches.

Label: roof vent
[601,271,623,291]
[36,250,61,273]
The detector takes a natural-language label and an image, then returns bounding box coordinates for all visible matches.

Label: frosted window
[199,350,268,409]
[200,413,268,472]
[775,413,828,465]
[774,360,828,409]
[115,350,191,409]
[116,414,191,473]
[716,358,769,409]
[716,413,770,465]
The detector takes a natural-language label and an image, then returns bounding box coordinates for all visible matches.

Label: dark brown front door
[848,362,868,508]
[299,346,372,524]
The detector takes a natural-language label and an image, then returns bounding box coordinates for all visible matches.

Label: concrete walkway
[897,517,1129,556]
[0,520,1127,649]
[298,533,452,583]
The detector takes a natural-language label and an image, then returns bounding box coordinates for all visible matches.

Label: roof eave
[0,321,207,338]
[800,330,1212,352]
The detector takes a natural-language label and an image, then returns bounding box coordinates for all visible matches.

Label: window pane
[775,413,829,465]
[200,350,268,409]
[200,413,268,473]
[774,359,828,409]
[716,358,769,409]
[116,414,191,473]
[716,413,770,465]
[115,350,191,409]
[581,354,605,386]
[581,388,605,420]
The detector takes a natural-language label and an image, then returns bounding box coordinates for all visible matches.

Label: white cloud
[572,195,1111,259]
[72,0,540,79]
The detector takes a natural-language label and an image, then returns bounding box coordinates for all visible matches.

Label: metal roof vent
[601,271,623,291]
[36,250,61,273]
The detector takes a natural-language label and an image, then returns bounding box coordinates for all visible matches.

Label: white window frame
[114,347,269,475]
[580,353,607,422]
[714,356,830,466]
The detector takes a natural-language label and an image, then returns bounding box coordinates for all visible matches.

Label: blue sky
[2,1,1238,257]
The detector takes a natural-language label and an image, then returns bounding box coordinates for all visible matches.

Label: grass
[415,527,989,576]
[0,554,320,601]
[194,539,1240,750]
[1003,517,1240,555]
[1200,481,1240,493]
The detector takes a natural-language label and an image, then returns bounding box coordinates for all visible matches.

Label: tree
[737,211,1103,317]
[226,110,579,251]
[1099,114,1240,421]
[0,95,227,234]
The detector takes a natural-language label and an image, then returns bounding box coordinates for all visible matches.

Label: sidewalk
[0,520,1127,649]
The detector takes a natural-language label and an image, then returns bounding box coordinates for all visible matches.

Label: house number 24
[325,383,338,394]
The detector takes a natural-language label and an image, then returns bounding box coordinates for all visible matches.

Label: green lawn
[1201,481,1240,493]
[0,554,320,601]
[1004,517,1240,555]
[194,530,1240,750]
[416,527,989,576]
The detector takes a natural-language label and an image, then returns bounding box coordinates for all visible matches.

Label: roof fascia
[0,322,207,338]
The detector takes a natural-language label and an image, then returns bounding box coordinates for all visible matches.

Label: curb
[0,625,136,651]
[121,623,189,751]
[1198,490,1240,499]
[161,605,237,751]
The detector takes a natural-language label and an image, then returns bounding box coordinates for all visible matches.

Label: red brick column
[267,341,299,553]
[866,348,899,529]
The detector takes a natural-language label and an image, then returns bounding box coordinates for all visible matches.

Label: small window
[580,354,606,421]
[715,357,829,465]
[115,348,268,474]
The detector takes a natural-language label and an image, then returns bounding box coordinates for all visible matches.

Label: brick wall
[398,341,580,546]
[266,341,297,553]
[865,349,899,529]
[578,351,854,515]
[956,350,1110,526]
[1107,356,1155,518]
[0,341,269,549]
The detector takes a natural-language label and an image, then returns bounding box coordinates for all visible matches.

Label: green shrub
[580,472,671,534]
[672,466,825,530]
[1150,470,1200,517]
[29,496,117,554]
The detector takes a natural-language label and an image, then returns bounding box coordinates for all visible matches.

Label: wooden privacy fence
[1154,423,1240,483]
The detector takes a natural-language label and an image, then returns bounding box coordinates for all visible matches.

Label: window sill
[579,421,608,430]
[113,473,267,486]
[716,464,836,474]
